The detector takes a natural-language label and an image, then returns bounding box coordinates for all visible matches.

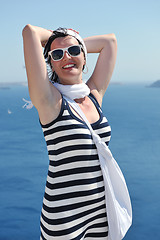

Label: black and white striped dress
[40,94,111,240]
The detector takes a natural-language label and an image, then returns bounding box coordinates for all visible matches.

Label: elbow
[108,33,117,44]
[103,33,117,55]
[22,24,33,37]
[102,33,117,49]
[22,24,30,35]
[111,33,117,40]
[108,33,117,49]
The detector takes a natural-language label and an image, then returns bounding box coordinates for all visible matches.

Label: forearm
[85,33,117,97]
[84,33,117,53]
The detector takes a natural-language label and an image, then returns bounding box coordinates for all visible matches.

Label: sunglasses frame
[48,45,82,61]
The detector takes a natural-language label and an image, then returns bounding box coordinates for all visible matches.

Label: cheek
[51,61,59,72]
[77,53,85,64]
[81,52,86,66]
[81,58,86,69]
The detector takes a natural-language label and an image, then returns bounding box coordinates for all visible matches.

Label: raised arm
[85,34,117,102]
[22,25,60,111]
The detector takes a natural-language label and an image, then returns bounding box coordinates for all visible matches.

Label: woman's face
[50,36,85,85]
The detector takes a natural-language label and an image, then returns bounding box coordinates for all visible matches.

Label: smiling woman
[22,24,131,240]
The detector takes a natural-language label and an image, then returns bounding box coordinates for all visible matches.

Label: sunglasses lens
[68,46,81,56]
[51,49,63,60]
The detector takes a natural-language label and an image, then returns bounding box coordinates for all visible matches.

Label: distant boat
[8,109,12,114]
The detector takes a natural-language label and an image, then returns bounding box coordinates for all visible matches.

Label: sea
[0,83,160,240]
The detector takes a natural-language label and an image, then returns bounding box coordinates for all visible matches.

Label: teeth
[63,64,74,69]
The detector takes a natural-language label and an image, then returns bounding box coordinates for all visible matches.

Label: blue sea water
[0,84,160,240]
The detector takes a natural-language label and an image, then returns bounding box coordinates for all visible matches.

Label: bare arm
[85,34,117,103]
[22,24,61,123]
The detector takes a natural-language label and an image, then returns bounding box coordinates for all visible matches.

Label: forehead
[50,36,79,50]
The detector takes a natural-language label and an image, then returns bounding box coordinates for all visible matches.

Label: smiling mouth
[62,64,75,69]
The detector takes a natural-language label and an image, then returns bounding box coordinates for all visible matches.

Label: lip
[62,62,76,69]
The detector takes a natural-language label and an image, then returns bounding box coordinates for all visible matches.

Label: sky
[0,0,160,84]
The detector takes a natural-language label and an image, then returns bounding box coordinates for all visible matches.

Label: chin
[59,74,82,85]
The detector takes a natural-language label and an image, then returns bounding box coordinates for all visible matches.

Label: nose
[63,50,71,59]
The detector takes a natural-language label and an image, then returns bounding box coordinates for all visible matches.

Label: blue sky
[0,0,160,84]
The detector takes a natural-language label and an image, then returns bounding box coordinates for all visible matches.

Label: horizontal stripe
[74,222,108,240]
[95,127,111,136]
[102,136,111,143]
[99,131,111,139]
[44,123,87,137]
[45,128,90,142]
[46,170,102,185]
[45,179,104,196]
[94,123,110,133]
[42,116,83,131]
[86,221,108,230]
[41,217,108,240]
[41,212,107,236]
[48,149,98,161]
[47,138,93,150]
[48,159,100,174]
[48,144,96,156]
[49,154,99,167]
[47,133,92,146]
[42,196,105,218]
[41,204,106,226]
[46,175,103,190]
[44,186,105,202]
[43,191,105,208]
[85,231,108,238]
[71,220,108,240]
[48,165,101,179]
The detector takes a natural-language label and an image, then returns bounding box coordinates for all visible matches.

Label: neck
[74,96,86,104]
[59,76,83,86]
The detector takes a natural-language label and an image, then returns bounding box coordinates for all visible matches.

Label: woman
[22,24,117,240]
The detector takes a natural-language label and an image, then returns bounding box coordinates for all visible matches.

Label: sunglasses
[48,45,82,61]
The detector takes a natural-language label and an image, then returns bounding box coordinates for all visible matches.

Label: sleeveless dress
[40,93,111,240]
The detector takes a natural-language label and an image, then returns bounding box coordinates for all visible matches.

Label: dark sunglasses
[48,45,82,61]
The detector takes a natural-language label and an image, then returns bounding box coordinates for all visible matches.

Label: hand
[41,30,53,47]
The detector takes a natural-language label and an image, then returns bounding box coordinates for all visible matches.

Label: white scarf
[63,95,132,240]
[53,82,90,100]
